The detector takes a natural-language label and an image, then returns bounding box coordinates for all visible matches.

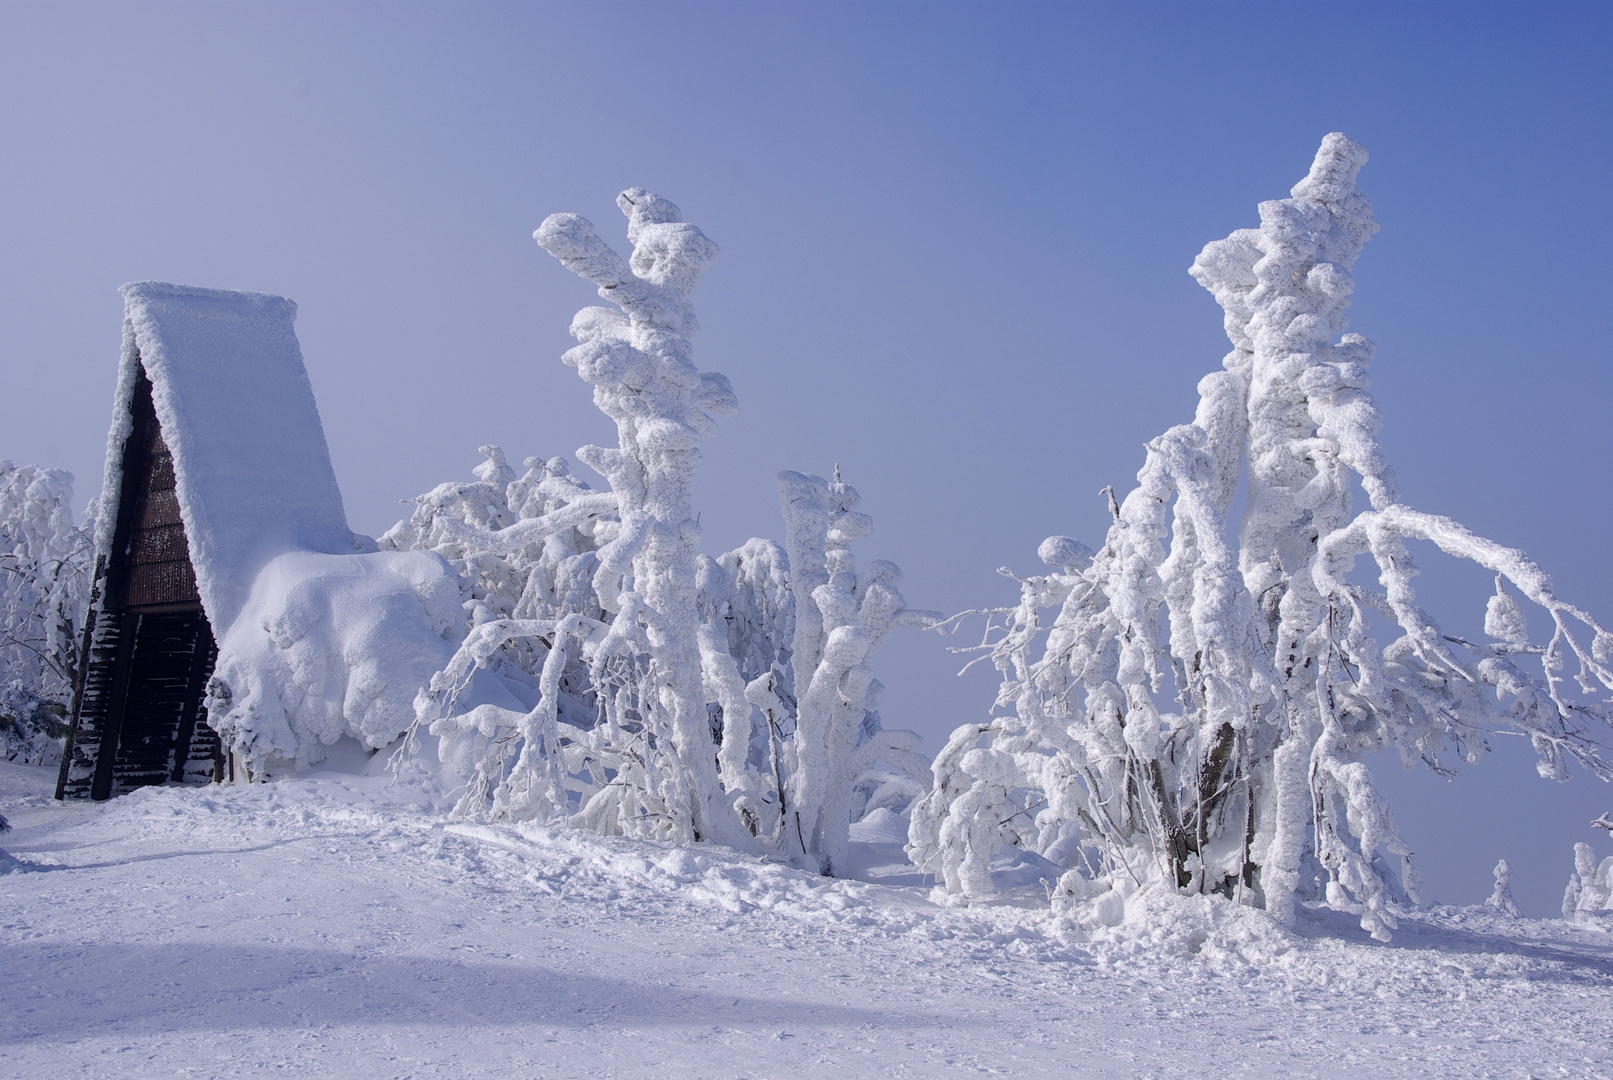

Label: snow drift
[208,549,486,774]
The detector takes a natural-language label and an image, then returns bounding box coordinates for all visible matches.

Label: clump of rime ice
[1562,840,1613,919]
[913,134,1613,941]
[0,463,92,765]
[402,191,936,872]
[1484,859,1520,917]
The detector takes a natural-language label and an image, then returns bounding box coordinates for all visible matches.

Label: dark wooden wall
[57,363,223,800]
[119,402,199,609]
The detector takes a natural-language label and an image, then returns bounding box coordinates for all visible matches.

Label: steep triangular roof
[96,282,363,632]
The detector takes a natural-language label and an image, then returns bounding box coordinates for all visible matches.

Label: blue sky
[2,1,1609,914]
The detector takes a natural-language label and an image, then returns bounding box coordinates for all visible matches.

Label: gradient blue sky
[2,2,1609,915]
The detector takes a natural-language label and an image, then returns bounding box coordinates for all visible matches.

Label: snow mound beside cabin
[208,549,517,775]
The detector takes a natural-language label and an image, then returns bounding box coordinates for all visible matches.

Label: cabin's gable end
[58,282,353,800]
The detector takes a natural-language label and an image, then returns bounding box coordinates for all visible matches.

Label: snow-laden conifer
[772,468,937,873]
[912,134,1613,939]
[1563,841,1613,918]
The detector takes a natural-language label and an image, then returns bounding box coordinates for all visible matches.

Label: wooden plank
[89,612,142,801]
[57,605,121,799]
[62,359,218,800]
[110,612,195,792]
[55,560,105,800]
[123,560,199,608]
[127,523,188,564]
[135,489,181,530]
[170,616,218,785]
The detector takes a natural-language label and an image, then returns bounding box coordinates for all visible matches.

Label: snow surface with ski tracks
[2,759,1609,1079]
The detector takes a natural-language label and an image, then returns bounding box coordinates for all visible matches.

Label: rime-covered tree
[405,190,935,872]
[770,469,935,873]
[1563,842,1613,918]
[911,134,1613,940]
[1485,859,1520,917]
[0,462,93,764]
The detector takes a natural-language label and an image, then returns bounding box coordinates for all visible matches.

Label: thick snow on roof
[98,282,364,631]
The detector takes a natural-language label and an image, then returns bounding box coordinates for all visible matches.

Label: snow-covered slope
[1,760,1609,1079]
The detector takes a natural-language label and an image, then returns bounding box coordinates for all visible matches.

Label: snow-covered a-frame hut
[56,282,362,800]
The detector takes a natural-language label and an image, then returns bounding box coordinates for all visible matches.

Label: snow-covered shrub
[1562,841,1613,919]
[404,190,937,872]
[0,463,93,765]
[769,469,936,873]
[1485,859,1519,917]
[912,134,1613,941]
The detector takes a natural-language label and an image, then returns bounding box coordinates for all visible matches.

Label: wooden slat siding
[59,366,158,801]
[105,612,210,793]
[108,613,186,790]
[60,362,221,800]
[185,711,225,784]
[103,366,158,610]
[57,607,124,799]
[88,612,142,801]
[54,557,105,799]
[123,561,201,610]
[120,394,199,609]
[170,616,220,785]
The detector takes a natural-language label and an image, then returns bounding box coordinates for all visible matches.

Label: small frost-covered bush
[394,190,938,873]
[911,134,1613,941]
[0,462,92,765]
[1563,843,1613,919]
[1563,819,1613,919]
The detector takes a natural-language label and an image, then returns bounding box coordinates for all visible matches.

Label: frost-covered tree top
[913,134,1613,941]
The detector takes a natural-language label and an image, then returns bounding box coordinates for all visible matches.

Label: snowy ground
[2,759,1610,1080]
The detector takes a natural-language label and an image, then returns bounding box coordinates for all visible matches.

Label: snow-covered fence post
[534,189,748,848]
[913,133,1613,941]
